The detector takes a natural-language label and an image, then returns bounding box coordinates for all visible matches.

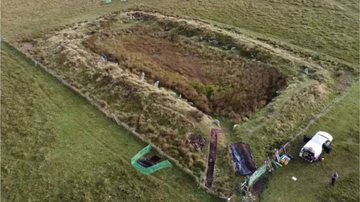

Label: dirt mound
[186,134,206,151]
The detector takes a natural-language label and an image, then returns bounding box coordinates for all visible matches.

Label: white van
[299,131,333,162]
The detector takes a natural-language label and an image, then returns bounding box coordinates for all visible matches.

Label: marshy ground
[85,19,287,120]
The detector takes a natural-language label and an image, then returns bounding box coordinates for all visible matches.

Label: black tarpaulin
[230,143,257,176]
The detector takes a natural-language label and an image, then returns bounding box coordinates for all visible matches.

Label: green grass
[2,0,359,64]
[1,42,221,201]
[261,81,359,202]
[1,0,359,200]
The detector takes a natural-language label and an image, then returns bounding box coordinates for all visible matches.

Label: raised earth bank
[24,11,355,197]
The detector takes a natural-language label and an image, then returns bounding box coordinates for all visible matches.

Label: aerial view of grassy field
[1,42,221,201]
[1,0,359,201]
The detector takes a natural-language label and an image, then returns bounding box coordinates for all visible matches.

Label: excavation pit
[84,18,287,120]
[28,11,301,196]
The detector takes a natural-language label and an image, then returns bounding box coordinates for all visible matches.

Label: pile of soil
[186,134,206,151]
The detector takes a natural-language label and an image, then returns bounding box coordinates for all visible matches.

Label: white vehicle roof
[315,131,333,142]
[302,131,333,158]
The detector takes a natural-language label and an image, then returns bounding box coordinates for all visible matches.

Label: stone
[140,72,145,81]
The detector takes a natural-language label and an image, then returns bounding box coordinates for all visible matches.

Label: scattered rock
[213,119,220,127]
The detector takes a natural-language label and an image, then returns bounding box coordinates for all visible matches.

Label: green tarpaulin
[247,164,267,188]
[131,145,172,175]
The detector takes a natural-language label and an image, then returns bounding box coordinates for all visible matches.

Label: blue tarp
[230,143,257,176]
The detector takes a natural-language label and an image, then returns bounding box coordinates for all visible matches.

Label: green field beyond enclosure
[2,0,359,64]
[1,0,359,201]
[1,42,220,202]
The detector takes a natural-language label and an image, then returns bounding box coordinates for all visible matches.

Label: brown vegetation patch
[84,23,287,120]
[186,134,206,151]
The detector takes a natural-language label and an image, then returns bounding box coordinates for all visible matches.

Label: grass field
[2,0,359,64]
[1,42,221,201]
[1,0,359,201]
[261,81,359,202]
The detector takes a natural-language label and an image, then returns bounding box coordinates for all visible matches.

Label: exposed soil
[137,155,162,168]
[205,129,221,188]
[253,177,268,195]
[20,42,33,53]
[186,134,206,151]
[85,23,288,121]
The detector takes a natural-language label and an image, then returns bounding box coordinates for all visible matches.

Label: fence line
[289,89,351,144]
